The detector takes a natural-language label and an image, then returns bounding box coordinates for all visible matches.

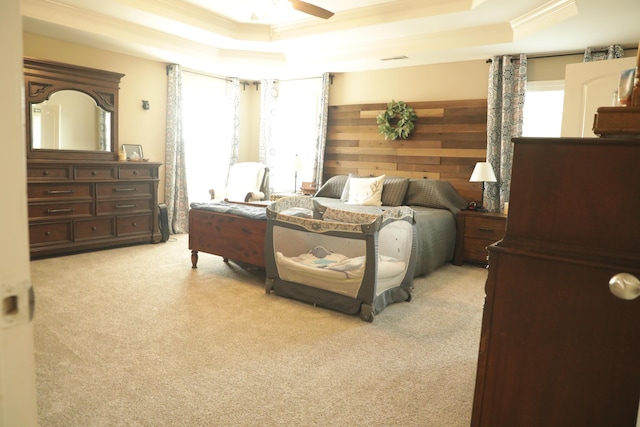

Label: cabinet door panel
[474,250,640,426]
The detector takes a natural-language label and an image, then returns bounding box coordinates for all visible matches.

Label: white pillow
[346,175,385,206]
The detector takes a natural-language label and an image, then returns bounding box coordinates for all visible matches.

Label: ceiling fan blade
[289,0,334,19]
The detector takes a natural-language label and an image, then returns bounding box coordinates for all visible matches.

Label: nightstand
[453,210,507,265]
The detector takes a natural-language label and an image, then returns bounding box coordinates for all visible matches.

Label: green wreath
[376,100,417,140]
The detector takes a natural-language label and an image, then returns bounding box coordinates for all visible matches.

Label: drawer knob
[42,170,49,176]
[91,171,97,176]
[45,231,51,237]
[609,273,640,300]
[133,170,138,175]
[91,226,97,231]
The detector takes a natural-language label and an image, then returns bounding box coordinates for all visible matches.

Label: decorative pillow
[346,175,385,206]
[341,174,409,206]
[340,173,361,201]
[381,176,410,206]
[314,175,348,199]
[404,179,468,213]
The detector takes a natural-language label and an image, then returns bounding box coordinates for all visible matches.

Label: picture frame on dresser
[122,144,144,160]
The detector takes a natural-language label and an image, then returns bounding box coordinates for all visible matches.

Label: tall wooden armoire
[471,137,640,426]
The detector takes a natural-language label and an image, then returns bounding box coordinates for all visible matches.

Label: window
[182,72,235,204]
[522,80,565,137]
[263,78,323,193]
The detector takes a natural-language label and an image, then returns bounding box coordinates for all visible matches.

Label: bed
[309,175,468,277]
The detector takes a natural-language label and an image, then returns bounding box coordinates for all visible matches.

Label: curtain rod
[486,44,639,62]
[182,68,233,82]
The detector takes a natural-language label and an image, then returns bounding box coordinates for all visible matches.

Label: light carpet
[31,234,487,427]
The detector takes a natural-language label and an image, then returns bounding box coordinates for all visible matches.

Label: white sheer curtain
[182,72,240,205]
[259,75,329,194]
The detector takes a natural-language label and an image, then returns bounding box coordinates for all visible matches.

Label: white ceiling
[21,0,640,79]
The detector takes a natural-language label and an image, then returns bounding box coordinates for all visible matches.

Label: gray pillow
[314,175,348,199]
[381,176,410,206]
[404,179,468,213]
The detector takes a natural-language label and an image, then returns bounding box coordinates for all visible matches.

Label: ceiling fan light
[250,0,273,20]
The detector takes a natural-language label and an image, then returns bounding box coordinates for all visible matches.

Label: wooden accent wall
[324,99,487,202]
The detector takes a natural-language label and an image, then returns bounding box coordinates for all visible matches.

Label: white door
[0,0,39,426]
[561,56,636,137]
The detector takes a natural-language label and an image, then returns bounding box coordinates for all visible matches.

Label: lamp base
[467,201,487,212]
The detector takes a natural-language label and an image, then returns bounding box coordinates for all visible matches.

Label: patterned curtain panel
[312,72,330,188]
[258,79,278,195]
[226,77,241,185]
[164,64,189,233]
[485,54,527,213]
[583,45,625,62]
[224,78,240,188]
[98,110,108,151]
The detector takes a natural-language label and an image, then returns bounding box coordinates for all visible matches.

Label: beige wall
[26,32,633,201]
[329,59,491,105]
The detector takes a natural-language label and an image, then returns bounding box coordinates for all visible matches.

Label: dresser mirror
[24,57,124,160]
[30,90,111,152]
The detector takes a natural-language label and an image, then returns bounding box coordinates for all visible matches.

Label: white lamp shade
[469,162,497,182]
[294,155,305,172]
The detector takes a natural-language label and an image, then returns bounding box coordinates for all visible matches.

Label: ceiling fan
[251,0,334,21]
[290,0,334,19]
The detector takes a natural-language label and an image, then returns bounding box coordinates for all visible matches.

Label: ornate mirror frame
[24,57,124,160]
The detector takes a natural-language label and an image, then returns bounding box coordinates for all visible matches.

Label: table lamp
[469,162,497,211]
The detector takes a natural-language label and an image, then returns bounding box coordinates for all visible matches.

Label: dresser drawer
[29,221,72,245]
[75,166,116,180]
[28,201,94,220]
[117,214,152,236]
[74,218,116,240]
[28,183,93,202]
[118,166,155,180]
[97,198,152,215]
[27,166,71,181]
[96,182,153,199]
[464,217,505,240]
[463,238,495,263]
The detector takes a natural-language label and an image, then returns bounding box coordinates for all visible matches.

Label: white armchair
[209,162,268,203]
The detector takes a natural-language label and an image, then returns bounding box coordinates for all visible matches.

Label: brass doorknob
[609,273,640,300]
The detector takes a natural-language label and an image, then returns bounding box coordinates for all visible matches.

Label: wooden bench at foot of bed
[188,206,267,268]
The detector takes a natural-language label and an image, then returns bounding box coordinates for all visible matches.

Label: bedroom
[3,0,640,425]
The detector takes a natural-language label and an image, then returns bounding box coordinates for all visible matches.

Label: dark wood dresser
[27,159,162,257]
[23,58,163,258]
[471,137,640,426]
